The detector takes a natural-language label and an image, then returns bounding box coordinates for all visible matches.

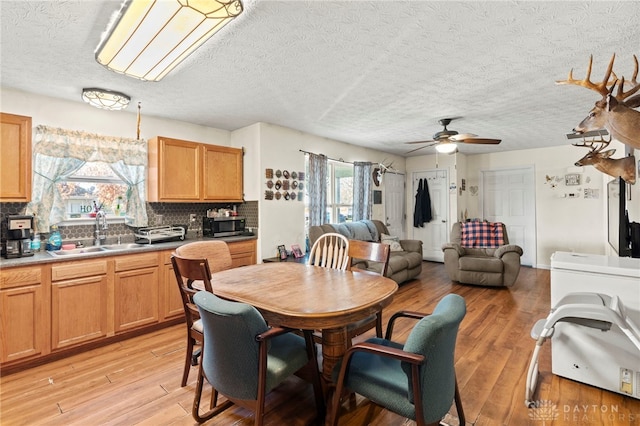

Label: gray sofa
[308,220,422,284]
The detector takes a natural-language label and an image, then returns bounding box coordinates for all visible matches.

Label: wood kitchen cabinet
[160,250,184,320]
[228,239,257,268]
[51,260,108,350]
[0,112,32,201]
[203,144,243,201]
[114,252,160,333]
[0,265,48,363]
[147,136,243,202]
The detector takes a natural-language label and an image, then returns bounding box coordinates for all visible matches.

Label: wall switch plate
[189,213,197,222]
[156,214,163,225]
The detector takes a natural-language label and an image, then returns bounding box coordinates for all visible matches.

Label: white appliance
[550,251,640,399]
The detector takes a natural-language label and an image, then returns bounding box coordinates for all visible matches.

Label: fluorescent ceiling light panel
[96,0,243,81]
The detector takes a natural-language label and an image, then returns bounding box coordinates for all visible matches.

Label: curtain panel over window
[353,161,373,221]
[307,153,328,226]
[26,126,148,232]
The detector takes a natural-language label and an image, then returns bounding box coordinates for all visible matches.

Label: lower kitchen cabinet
[51,260,108,350]
[0,238,257,371]
[114,253,160,333]
[228,239,257,268]
[0,265,47,363]
[160,250,184,320]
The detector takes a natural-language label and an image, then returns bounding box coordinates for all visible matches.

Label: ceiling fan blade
[459,138,502,145]
[449,133,477,141]
[406,142,437,154]
[405,139,436,145]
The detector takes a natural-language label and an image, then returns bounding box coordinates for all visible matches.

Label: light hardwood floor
[2,262,639,425]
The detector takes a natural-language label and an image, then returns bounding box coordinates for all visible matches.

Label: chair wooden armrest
[385,310,430,340]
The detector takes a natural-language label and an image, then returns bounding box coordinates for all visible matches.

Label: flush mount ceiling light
[82,88,131,110]
[435,141,458,154]
[95,0,244,82]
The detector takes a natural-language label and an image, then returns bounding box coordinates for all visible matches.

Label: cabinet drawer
[228,240,256,254]
[52,260,108,281]
[0,266,42,289]
[114,252,159,272]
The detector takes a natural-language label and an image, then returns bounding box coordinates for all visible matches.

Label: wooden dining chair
[171,254,214,387]
[176,240,233,274]
[307,232,350,270]
[192,290,325,425]
[346,239,391,340]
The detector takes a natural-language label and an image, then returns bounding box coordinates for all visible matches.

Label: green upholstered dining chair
[192,291,325,425]
[330,293,467,426]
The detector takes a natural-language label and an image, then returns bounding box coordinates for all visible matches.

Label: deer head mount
[573,134,636,184]
[557,54,640,150]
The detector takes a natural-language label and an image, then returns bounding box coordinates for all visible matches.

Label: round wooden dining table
[209,262,398,383]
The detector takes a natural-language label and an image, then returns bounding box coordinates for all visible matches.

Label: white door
[412,170,449,262]
[481,167,536,267]
[384,173,405,239]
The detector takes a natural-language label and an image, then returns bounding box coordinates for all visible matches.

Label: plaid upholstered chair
[442,221,523,287]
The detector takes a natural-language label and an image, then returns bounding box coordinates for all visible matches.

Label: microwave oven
[202,217,246,237]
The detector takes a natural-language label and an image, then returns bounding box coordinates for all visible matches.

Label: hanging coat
[413,179,424,227]
[422,178,433,223]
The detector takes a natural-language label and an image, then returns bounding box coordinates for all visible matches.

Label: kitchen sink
[47,243,147,257]
[101,243,147,250]
[48,246,106,257]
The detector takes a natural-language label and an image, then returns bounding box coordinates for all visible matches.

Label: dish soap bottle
[48,225,62,251]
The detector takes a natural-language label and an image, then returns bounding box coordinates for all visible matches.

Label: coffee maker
[4,215,34,258]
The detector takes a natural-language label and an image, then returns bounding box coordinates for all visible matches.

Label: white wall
[253,122,406,260]
[1,87,231,145]
[406,143,640,268]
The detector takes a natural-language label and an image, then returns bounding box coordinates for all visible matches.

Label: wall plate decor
[283,191,290,200]
[266,180,273,188]
[290,191,296,200]
[266,168,273,178]
[291,171,297,179]
[275,169,282,178]
[275,191,282,200]
[283,180,290,190]
[283,170,290,179]
[265,190,274,200]
[275,180,282,190]
[291,181,298,189]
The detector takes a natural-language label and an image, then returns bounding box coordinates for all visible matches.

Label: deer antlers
[557,54,640,102]
[571,132,612,152]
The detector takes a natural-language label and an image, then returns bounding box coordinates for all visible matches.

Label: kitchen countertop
[0,235,257,268]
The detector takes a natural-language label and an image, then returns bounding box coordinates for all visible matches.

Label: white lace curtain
[26,126,148,232]
[353,161,373,221]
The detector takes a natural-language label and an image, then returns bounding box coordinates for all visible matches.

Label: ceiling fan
[405,118,502,154]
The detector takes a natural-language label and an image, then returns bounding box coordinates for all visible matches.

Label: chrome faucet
[94,209,108,246]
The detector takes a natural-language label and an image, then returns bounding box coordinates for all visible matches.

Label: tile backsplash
[1,201,258,244]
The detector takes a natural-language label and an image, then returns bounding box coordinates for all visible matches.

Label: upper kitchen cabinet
[203,144,243,202]
[0,113,32,201]
[147,136,243,202]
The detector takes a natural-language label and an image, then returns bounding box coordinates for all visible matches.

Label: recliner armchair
[442,221,523,287]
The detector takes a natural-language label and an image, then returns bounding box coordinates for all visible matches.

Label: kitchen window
[57,162,129,220]
[26,125,148,233]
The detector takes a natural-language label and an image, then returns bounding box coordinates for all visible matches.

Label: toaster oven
[202,217,246,237]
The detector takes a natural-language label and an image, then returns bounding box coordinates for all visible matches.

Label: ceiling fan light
[95,0,244,81]
[435,142,457,154]
[82,88,130,110]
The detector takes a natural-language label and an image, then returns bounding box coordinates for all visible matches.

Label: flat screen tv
[607,177,631,257]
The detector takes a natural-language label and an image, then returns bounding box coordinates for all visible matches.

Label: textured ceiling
[1,1,639,156]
